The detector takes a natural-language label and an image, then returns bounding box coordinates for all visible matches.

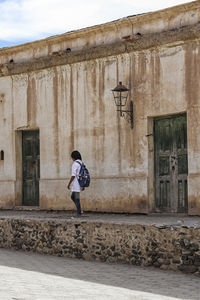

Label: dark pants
[71,192,81,215]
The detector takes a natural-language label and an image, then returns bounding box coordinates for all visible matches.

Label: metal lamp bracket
[117,101,133,129]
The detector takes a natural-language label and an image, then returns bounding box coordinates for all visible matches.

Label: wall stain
[185,43,200,153]
[116,57,122,174]
[97,61,105,166]
[27,75,37,127]
[70,65,75,153]
[53,67,59,175]
[188,195,200,215]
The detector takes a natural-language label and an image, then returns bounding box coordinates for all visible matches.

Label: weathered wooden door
[22,130,40,206]
[154,114,188,213]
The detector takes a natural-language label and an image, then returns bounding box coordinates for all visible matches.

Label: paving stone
[0,248,199,300]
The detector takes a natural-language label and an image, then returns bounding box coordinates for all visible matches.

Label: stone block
[178,265,198,273]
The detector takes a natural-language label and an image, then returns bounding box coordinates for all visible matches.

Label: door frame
[15,128,40,207]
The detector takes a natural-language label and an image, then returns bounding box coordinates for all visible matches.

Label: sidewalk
[0,209,199,227]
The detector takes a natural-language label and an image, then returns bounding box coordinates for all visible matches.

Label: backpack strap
[76,160,82,166]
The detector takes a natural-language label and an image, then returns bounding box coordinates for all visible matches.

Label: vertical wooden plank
[174,115,188,212]
[154,117,172,211]
[22,130,40,206]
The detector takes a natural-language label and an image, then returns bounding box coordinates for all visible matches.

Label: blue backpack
[76,161,90,188]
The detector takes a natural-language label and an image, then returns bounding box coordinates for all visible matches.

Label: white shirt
[71,160,82,192]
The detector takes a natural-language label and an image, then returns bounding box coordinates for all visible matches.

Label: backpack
[76,161,90,188]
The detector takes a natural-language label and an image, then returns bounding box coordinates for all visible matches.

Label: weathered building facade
[0,1,200,214]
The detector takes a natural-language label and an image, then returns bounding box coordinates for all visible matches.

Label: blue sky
[0,0,193,48]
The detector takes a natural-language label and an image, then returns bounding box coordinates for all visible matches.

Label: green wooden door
[154,114,188,213]
[22,130,40,206]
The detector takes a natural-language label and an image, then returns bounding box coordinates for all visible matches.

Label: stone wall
[0,218,200,275]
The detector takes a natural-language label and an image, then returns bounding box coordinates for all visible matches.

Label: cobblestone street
[0,248,199,300]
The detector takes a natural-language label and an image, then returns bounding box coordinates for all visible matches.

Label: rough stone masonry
[0,217,200,275]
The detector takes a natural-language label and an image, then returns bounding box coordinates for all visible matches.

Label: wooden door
[22,130,40,206]
[154,114,188,213]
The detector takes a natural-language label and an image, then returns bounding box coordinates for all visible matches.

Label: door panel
[155,118,172,211]
[154,114,188,213]
[22,131,40,206]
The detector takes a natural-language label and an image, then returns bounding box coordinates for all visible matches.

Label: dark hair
[71,150,82,160]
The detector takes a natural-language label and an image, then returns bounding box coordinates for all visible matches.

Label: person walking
[67,150,84,217]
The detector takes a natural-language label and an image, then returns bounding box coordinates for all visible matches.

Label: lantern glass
[112,82,129,107]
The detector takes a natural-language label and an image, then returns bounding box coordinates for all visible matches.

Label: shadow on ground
[0,248,199,299]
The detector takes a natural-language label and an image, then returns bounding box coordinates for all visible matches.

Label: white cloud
[0,0,193,43]
[115,0,192,10]
[0,0,104,40]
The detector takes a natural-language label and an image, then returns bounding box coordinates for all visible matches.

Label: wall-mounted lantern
[111,82,133,129]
